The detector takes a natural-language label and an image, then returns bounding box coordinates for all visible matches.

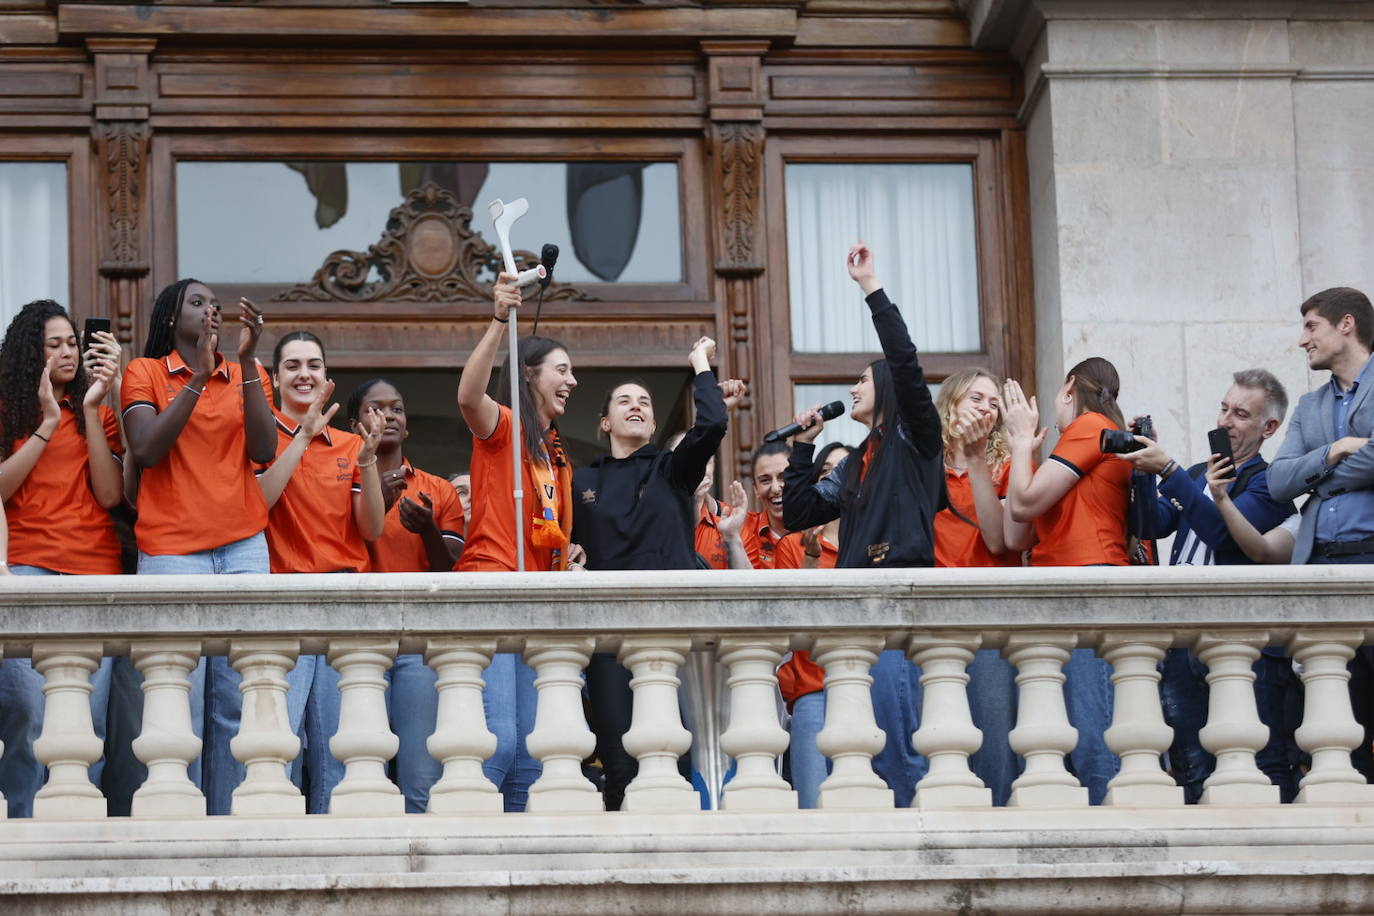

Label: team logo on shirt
[867,542,890,563]
[581,488,597,504]
[337,458,349,469]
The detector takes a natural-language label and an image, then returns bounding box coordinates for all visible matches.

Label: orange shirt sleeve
[120,358,158,413]
[773,531,807,569]
[427,476,465,538]
[99,405,124,456]
[1049,412,1110,479]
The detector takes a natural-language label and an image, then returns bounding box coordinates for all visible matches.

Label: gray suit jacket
[1268,374,1374,563]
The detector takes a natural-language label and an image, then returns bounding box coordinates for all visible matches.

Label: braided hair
[142,278,201,360]
[0,299,90,457]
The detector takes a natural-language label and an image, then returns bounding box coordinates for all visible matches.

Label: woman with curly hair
[0,298,123,816]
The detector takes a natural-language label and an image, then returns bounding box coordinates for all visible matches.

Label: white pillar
[229,639,304,816]
[1289,630,1374,805]
[525,637,602,813]
[1195,632,1279,806]
[910,634,990,809]
[1101,632,1183,807]
[813,633,891,809]
[719,635,796,810]
[130,640,206,818]
[619,636,697,811]
[31,641,106,819]
[327,638,403,816]
[425,638,502,814]
[1005,632,1088,807]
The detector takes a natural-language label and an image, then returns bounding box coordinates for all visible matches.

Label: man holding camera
[1124,368,1297,801]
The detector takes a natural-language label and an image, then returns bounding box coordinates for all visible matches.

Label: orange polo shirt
[121,352,272,557]
[743,510,791,569]
[1031,411,1130,567]
[457,404,572,573]
[935,462,1024,569]
[368,460,465,573]
[5,400,123,575]
[694,500,735,570]
[259,410,369,574]
[774,530,837,707]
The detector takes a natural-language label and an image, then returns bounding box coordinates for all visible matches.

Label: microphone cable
[532,283,547,336]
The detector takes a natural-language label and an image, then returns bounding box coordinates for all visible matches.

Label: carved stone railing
[1,567,1373,914]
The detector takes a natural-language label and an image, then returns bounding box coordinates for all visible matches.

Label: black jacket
[573,371,727,570]
[782,289,943,568]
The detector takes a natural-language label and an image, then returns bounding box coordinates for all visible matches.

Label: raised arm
[781,430,843,532]
[457,275,519,440]
[350,405,386,542]
[81,333,125,509]
[667,337,733,492]
[257,382,333,509]
[953,409,1008,555]
[0,360,62,502]
[1206,456,1295,564]
[715,479,754,570]
[1000,380,1069,523]
[236,299,277,464]
[123,308,219,468]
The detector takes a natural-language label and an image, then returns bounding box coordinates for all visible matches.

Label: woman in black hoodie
[572,336,743,808]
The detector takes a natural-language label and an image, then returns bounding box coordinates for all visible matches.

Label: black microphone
[764,400,845,443]
[538,243,559,290]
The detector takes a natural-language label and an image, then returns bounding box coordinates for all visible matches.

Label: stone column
[525,637,602,813]
[130,640,205,818]
[1289,630,1374,805]
[1005,632,1088,807]
[1195,632,1278,806]
[327,639,403,816]
[228,639,304,816]
[1101,632,1182,807]
[910,634,991,809]
[619,636,697,812]
[425,638,502,814]
[813,634,891,809]
[719,635,796,810]
[31,641,107,819]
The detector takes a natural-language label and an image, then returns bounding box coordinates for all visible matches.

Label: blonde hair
[936,367,1008,472]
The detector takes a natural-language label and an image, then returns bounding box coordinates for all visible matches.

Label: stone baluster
[130,640,205,817]
[1101,632,1183,806]
[719,635,796,810]
[525,637,602,812]
[1194,632,1278,805]
[425,638,502,814]
[619,636,697,811]
[327,639,403,815]
[1005,633,1088,807]
[1289,630,1374,805]
[31,641,107,819]
[813,633,892,809]
[228,639,304,816]
[910,634,991,808]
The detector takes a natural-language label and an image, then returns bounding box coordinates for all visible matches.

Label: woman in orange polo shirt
[0,299,123,817]
[121,278,277,815]
[346,377,464,812]
[255,330,385,813]
[455,272,579,811]
[1002,356,1131,804]
[933,367,1036,806]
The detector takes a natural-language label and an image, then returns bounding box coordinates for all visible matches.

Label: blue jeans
[284,655,344,814]
[388,653,440,813]
[787,690,827,809]
[130,531,269,815]
[870,649,925,807]
[967,649,1019,806]
[0,565,113,818]
[481,653,540,812]
[1064,648,1117,805]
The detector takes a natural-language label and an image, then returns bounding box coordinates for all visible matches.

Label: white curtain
[0,163,69,334]
[785,163,980,354]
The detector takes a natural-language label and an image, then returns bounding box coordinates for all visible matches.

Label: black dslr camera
[1099,415,1154,454]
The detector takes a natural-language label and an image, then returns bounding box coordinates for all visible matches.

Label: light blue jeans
[127,531,269,815]
[481,652,541,812]
[870,649,926,807]
[1064,648,1117,805]
[787,690,828,809]
[0,565,113,818]
[967,649,1019,806]
[388,653,441,813]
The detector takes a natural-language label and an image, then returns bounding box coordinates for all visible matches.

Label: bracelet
[493,315,509,324]
[356,456,378,468]
[32,431,49,443]
[184,385,203,398]
[1160,458,1178,479]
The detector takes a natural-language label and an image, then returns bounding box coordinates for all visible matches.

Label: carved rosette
[97,120,150,275]
[277,183,594,304]
[711,121,764,278]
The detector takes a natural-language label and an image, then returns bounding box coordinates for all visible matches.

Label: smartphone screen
[82,318,111,356]
[1207,426,1234,465]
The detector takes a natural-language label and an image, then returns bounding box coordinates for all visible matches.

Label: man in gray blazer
[1268,285,1374,782]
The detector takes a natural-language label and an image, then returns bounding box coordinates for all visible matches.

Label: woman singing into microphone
[781,242,943,807]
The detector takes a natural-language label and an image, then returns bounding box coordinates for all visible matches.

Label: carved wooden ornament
[277,182,593,303]
[711,121,764,278]
[98,120,149,274]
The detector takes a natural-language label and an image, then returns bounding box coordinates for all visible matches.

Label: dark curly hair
[0,300,89,457]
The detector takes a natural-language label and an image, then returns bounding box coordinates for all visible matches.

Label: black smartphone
[1207,426,1234,465]
[82,317,111,356]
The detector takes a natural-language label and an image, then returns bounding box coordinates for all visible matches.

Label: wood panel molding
[276,181,595,304]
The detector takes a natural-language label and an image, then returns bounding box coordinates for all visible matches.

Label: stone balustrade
[1,565,1372,913]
